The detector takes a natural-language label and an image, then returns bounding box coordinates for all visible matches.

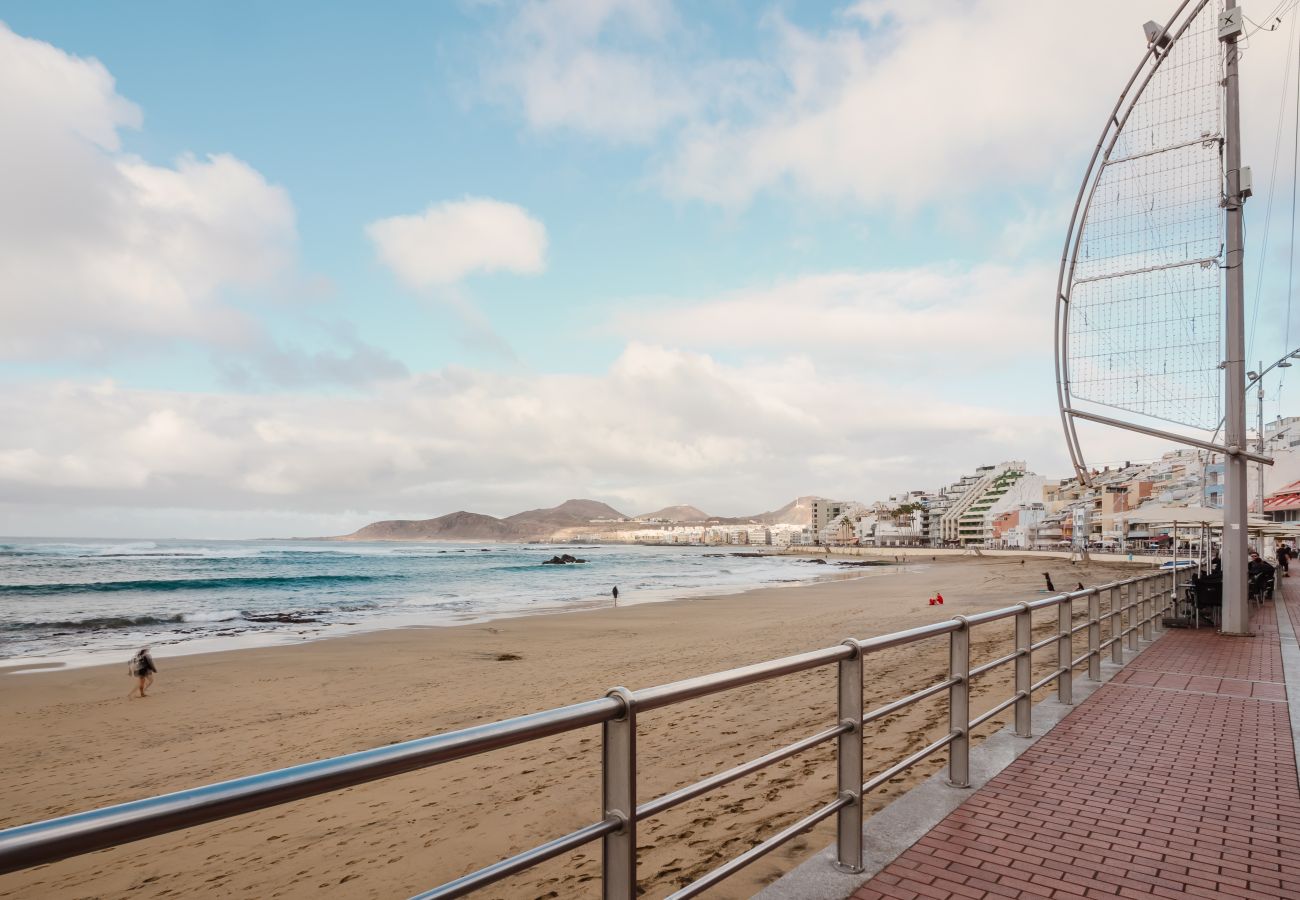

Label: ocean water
[0,538,835,668]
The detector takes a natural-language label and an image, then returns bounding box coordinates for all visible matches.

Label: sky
[2,0,1300,538]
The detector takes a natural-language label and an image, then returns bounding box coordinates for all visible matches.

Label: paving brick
[841,595,1300,900]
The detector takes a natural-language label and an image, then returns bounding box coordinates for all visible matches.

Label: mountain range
[335,496,826,542]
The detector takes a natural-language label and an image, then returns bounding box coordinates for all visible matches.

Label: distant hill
[343,511,516,542]
[749,495,825,526]
[334,495,837,542]
[635,505,710,523]
[504,499,628,529]
[335,499,629,542]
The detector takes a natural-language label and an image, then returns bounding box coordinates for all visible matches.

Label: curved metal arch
[1053,0,1213,486]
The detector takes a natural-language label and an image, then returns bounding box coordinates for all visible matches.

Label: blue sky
[2,1,1299,537]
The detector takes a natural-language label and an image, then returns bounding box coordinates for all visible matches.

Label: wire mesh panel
[1065,2,1224,430]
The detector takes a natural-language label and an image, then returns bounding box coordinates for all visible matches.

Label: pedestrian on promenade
[1277,544,1290,577]
[127,647,157,699]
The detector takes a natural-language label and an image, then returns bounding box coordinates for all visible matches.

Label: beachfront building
[974,473,1044,545]
[933,467,1000,545]
[934,461,1029,546]
[989,503,1048,549]
[767,524,802,547]
[1264,479,1300,523]
[870,495,926,546]
[809,499,853,543]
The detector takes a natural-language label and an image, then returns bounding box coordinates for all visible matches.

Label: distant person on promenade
[1248,551,1274,582]
[1277,544,1291,577]
[612,585,619,606]
[128,647,157,699]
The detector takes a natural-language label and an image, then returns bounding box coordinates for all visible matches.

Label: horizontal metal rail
[638,723,848,820]
[862,732,959,794]
[0,696,623,873]
[633,644,853,712]
[665,796,851,900]
[1031,668,1068,694]
[969,649,1022,679]
[1029,634,1059,652]
[412,816,620,900]
[968,693,1024,732]
[0,567,1180,897]
[862,677,958,725]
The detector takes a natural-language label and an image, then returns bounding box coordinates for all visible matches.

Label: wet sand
[0,555,1149,898]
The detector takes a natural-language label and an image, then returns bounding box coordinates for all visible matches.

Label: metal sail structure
[1054,0,1270,633]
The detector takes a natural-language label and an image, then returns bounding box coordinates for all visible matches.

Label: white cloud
[485,0,702,142]
[611,263,1054,365]
[0,22,297,360]
[0,344,1086,536]
[662,2,1140,209]
[365,198,547,287]
[482,1,1300,218]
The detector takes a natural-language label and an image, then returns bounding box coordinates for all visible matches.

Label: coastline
[0,555,1144,899]
[0,550,888,675]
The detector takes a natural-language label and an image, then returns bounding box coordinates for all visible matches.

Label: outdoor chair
[1192,578,1222,628]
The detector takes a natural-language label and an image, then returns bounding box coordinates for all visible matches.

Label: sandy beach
[0,555,1149,899]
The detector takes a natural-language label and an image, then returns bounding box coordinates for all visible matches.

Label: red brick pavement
[849,589,1300,900]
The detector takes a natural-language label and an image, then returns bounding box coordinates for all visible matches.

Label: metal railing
[0,569,1181,898]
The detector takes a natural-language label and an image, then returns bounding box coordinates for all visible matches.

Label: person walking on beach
[612,585,620,606]
[127,647,157,698]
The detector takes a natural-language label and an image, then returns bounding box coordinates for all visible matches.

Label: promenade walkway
[848,584,1300,900]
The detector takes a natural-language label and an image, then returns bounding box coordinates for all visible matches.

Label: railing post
[1088,591,1101,681]
[602,687,637,899]
[1154,573,1165,632]
[1110,587,1124,664]
[835,641,864,873]
[1126,582,1139,651]
[948,617,970,788]
[1014,603,1032,737]
[1142,578,1154,642]
[1057,598,1073,705]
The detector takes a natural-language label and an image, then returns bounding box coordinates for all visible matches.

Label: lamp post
[1243,350,1296,516]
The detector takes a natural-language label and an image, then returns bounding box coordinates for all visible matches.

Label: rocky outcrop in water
[541,554,586,565]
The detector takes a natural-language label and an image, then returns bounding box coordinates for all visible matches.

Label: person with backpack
[127,647,158,698]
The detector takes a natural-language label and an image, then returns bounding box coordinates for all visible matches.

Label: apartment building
[936,461,1029,546]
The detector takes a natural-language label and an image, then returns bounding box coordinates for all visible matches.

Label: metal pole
[1088,592,1101,680]
[834,643,864,873]
[602,687,637,899]
[1110,588,1124,664]
[1222,0,1252,635]
[1015,604,1032,737]
[1170,518,1178,629]
[1142,578,1154,641]
[948,621,970,788]
[1258,365,1266,517]
[1126,582,1139,650]
[1057,600,1073,705]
